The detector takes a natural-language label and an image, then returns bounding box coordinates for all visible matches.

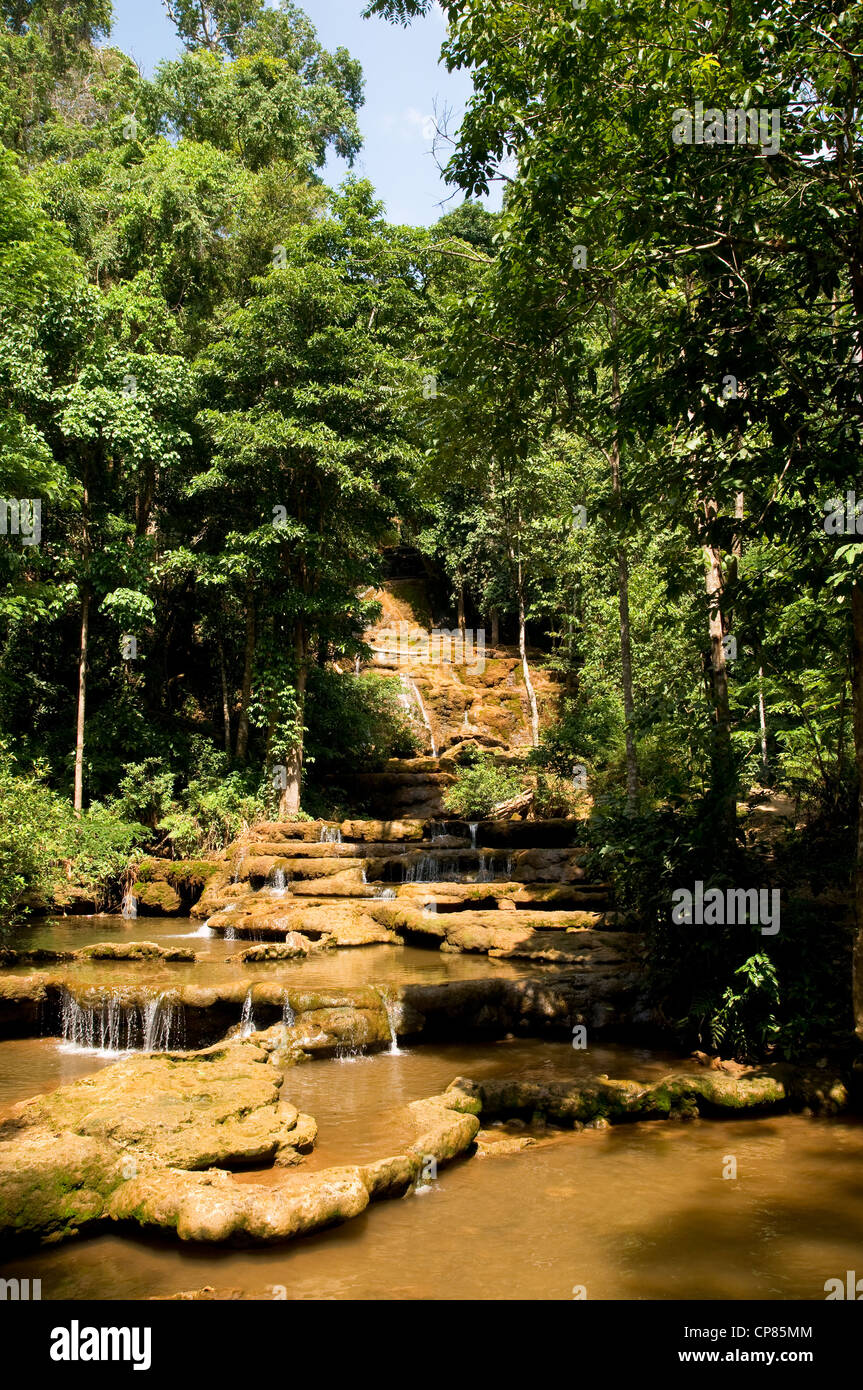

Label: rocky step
[245,818,589,849]
[368,905,638,959]
[395,882,612,911]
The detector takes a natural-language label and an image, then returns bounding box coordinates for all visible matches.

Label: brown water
[2,916,537,993]
[3,1037,862,1301]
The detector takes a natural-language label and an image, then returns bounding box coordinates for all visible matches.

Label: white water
[402,676,438,757]
[319,826,342,844]
[186,921,213,938]
[232,846,247,883]
[240,988,255,1037]
[270,867,288,895]
[282,993,295,1030]
[377,990,402,1056]
[373,887,396,900]
[58,987,185,1055]
[469,823,478,849]
[121,890,138,920]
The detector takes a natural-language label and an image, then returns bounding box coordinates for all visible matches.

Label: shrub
[443,753,524,819]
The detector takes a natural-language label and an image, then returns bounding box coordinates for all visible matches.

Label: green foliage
[305,669,420,771]
[0,747,149,921]
[704,954,781,1061]
[443,752,524,819]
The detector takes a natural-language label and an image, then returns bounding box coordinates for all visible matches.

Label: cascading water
[58,987,184,1054]
[404,854,456,884]
[187,920,213,938]
[143,993,185,1052]
[121,890,138,920]
[240,988,256,1038]
[270,867,288,895]
[373,887,396,900]
[319,826,342,844]
[376,989,402,1056]
[469,823,479,849]
[232,846,248,884]
[401,675,438,757]
[59,988,139,1055]
[282,993,295,1030]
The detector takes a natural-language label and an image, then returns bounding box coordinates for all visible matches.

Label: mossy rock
[134,880,182,914]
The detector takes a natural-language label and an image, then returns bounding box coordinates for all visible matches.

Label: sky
[108,0,500,226]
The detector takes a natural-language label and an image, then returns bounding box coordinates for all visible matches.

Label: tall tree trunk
[234,589,256,762]
[73,469,90,816]
[703,504,737,847]
[457,582,467,638]
[217,637,231,756]
[73,588,90,816]
[279,623,307,818]
[513,521,540,746]
[490,609,500,648]
[610,346,638,811]
[758,666,769,775]
[851,581,863,1040]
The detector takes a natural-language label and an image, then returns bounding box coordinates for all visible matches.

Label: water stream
[3,1038,862,1300]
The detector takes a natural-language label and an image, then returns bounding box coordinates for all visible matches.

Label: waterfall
[232,846,247,883]
[469,822,478,849]
[319,826,342,844]
[429,821,447,842]
[59,988,139,1055]
[143,992,185,1052]
[376,989,402,1056]
[402,676,437,757]
[59,987,184,1054]
[282,993,295,1030]
[373,887,396,900]
[187,920,213,938]
[240,988,255,1037]
[270,867,288,895]
[404,854,456,884]
[121,890,138,920]
[361,868,368,884]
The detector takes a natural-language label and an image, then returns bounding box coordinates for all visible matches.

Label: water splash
[187,921,213,938]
